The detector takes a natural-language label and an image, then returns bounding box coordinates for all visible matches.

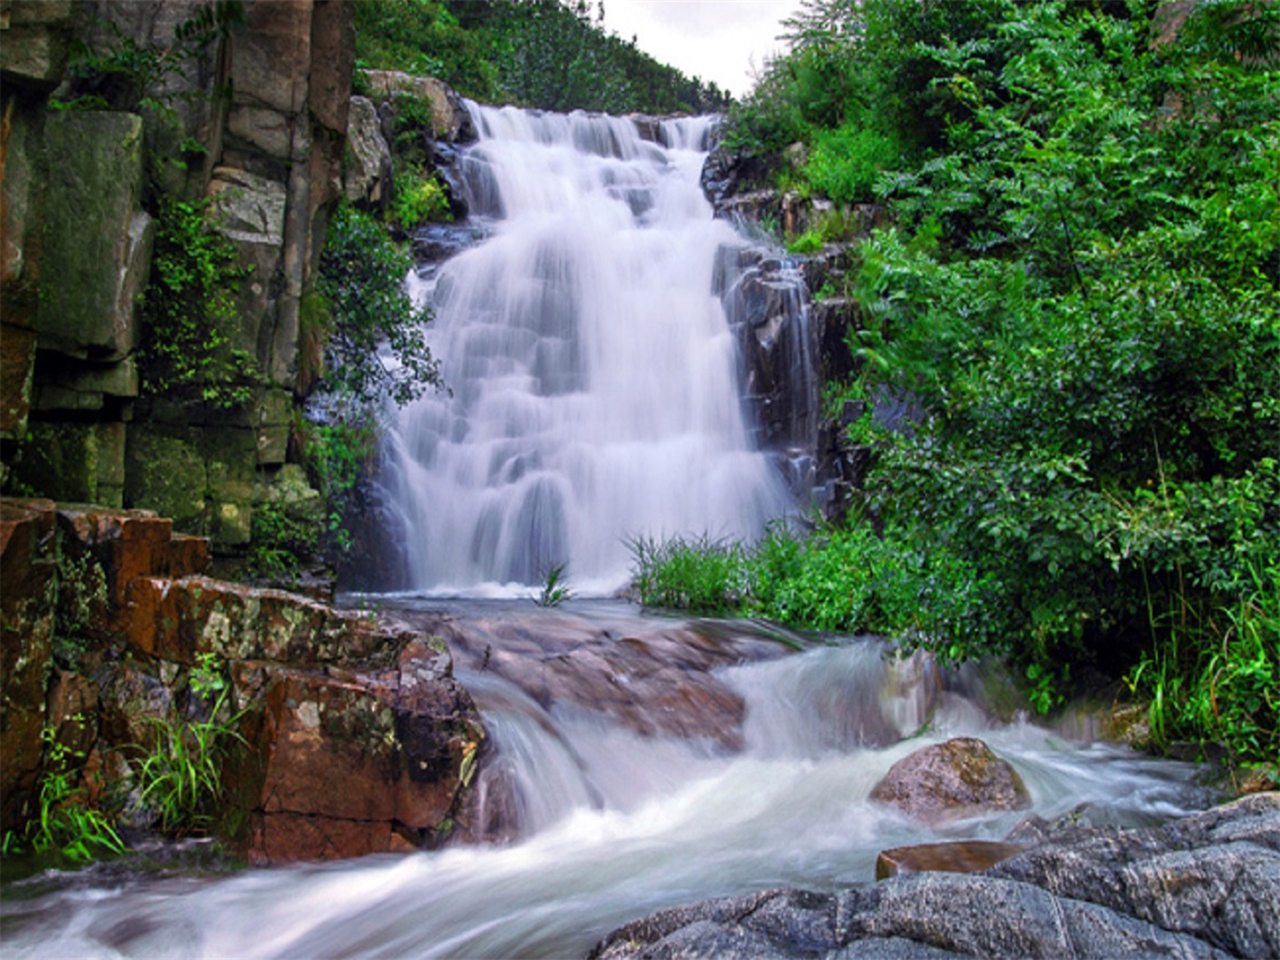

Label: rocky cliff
[1,0,351,553]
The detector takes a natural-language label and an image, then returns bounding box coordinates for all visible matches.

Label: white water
[2,618,1208,960]
[384,107,792,595]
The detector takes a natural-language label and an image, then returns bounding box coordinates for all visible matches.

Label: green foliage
[17,726,125,863]
[248,500,319,579]
[786,229,824,255]
[300,420,379,554]
[534,563,572,607]
[389,170,453,230]
[1128,560,1279,766]
[139,199,260,409]
[316,202,441,410]
[628,534,747,615]
[804,122,900,204]
[353,0,729,115]
[136,660,246,836]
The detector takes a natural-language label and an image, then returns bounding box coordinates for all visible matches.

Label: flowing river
[1,601,1209,959]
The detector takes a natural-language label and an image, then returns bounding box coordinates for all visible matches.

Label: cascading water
[384,106,793,594]
[0,607,1210,960]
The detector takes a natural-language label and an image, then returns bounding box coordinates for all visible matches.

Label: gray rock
[343,95,392,205]
[591,796,1279,960]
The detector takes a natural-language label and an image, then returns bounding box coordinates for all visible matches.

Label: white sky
[599,0,804,99]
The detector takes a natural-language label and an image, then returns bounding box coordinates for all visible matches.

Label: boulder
[363,70,476,143]
[593,795,1280,960]
[343,95,392,205]
[229,637,485,862]
[870,737,1031,824]
[123,575,412,666]
[37,112,152,361]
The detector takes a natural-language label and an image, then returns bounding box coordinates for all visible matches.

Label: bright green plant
[534,562,572,607]
[628,533,749,614]
[20,726,125,863]
[300,419,380,554]
[136,660,246,835]
[389,170,453,230]
[140,198,260,409]
[786,229,824,255]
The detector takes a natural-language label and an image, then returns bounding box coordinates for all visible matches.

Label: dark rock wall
[0,0,353,553]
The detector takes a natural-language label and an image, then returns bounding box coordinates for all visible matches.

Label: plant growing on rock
[135,656,246,835]
[12,725,126,863]
[139,198,260,410]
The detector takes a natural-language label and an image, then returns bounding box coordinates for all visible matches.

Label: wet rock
[990,793,1280,958]
[595,798,1280,959]
[418,607,793,752]
[870,737,1031,824]
[875,840,1025,880]
[230,637,485,863]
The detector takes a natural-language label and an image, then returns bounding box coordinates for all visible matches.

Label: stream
[1,600,1211,959]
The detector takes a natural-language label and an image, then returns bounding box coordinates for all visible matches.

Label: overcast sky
[599,0,804,99]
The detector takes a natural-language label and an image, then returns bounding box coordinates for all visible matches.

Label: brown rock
[870,737,1031,824]
[124,575,408,666]
[0,497,57,827]
[875,840,1025,880]
[228,641,484,863]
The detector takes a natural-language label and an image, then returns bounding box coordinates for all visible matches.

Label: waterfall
[384,106,793,594]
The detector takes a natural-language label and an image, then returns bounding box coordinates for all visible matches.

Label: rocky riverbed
[592,792,1280,960]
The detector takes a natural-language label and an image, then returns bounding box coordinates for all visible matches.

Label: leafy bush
[628,534,748,614]
[248,500,320,579]
[389,170,453,230]
[139,199,260,409]
[804,122,900,204]
[316,202,441,409]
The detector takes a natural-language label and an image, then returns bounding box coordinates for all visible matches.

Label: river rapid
[1,600,1211,959]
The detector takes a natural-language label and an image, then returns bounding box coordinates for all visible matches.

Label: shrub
[389,170,453,230]
[804,122,901,204]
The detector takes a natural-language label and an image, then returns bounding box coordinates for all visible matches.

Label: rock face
[1,0,354,550]
[362,69,477,143]
[0,497,485,863]
[870,737,1032,824]
[592,793,1280,960]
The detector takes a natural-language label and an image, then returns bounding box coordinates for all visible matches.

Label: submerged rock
[870,737,1031,824]
[592,793,1280,960]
